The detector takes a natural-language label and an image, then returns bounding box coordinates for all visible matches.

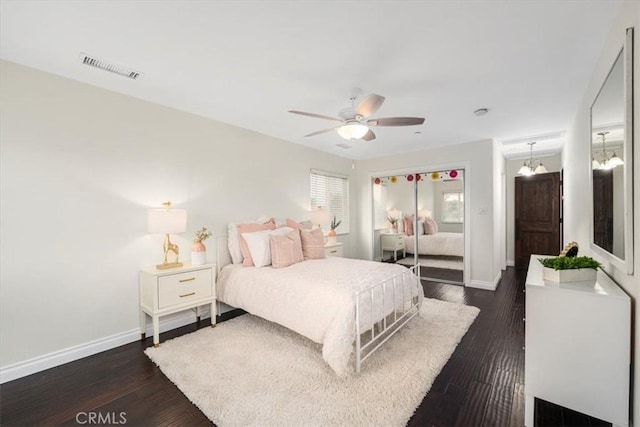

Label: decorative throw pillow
[270,230,304,268]
[416,220,425,236]
[227,216,272,264]
[286,218,313,230]
[237,219,276,266]
[300,228,326,259]
[403,215,414,236]
[424,218,438,235]
[242,227,295,268]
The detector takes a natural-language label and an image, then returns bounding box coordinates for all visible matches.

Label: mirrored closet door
[372,169,465,285]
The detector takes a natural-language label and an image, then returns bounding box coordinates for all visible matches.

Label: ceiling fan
[288,93,425,142]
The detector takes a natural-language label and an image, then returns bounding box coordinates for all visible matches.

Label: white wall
[505,153,562,265]
[355,139,501,288]
[0,60,356,377]
[561,1,639,422]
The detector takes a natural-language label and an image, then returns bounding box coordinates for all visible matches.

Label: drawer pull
[179,292,196,298]
[179,277,196,283]
[330,250,338,254]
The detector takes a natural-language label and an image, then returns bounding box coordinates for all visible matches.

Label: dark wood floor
[0,267,610,426]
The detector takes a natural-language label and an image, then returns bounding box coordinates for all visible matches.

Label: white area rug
[145,298,479,427]
[398,256,464,270]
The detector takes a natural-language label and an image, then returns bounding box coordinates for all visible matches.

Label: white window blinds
[442,192,464,223]
[310,170,350,234]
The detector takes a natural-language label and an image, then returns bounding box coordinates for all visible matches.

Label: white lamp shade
[147,209,187,234]
[337,123,369,140]
[310,207,330,226]
[608,153,624,168]
[517,163,533,176]
[534,163,548,174]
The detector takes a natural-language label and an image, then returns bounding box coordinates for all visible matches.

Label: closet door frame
[368,161,471,286]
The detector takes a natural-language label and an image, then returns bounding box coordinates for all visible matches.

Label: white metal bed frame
[216,236,422,373]
[354,264,421,372]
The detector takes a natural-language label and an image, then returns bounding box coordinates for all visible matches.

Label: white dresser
[524,254,630,427]
[139,262,216,347]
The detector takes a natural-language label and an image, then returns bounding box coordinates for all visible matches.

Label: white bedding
[216,257,422,376]
[404,232,464,257]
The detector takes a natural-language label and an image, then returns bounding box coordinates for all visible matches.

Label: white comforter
[404,232,464,257]
[217,257,422,376]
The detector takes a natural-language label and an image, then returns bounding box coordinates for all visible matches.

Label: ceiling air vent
[336,143,352,149]
[78,53,143,80]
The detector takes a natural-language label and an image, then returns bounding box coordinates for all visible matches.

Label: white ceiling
[0,1,621,160]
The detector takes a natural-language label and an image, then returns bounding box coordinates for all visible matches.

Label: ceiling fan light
[337,123,369,140]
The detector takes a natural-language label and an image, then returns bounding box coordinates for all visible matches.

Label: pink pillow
[237,219,276,266]
[286,218,313,230]
[300,228,326,259]
[424,218,437,235]
[270,230,304,268]
[403,215,414,236]
[424,218,438,235]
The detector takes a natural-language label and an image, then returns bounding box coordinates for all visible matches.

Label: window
[310,170,349,234]
[372,182,388,230]
[442,192,464,223]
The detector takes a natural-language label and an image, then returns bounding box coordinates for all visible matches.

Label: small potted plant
[327,216,341,244]
[387,216,398,233]
[192,227,212,265]
[538,255,601,284]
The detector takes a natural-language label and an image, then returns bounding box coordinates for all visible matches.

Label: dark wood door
[592,169,614,252]
[515,172,561,268]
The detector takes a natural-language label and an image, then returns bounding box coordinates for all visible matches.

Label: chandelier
[517,142,548,176]
[592,131,624,170]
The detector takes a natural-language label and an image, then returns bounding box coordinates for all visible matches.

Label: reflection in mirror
[371,170,464,285]
[590,27,634,274]
[591,50,625,259]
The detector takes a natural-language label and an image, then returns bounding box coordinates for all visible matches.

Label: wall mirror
[590,27,634,274]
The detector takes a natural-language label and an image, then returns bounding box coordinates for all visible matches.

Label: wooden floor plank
[0,267,610,426]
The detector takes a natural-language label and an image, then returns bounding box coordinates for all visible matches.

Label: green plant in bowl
[538,256,601,271]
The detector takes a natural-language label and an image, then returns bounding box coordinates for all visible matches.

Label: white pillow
[228,215,272,264]
[242,227,295,268]
[416,220,424,236]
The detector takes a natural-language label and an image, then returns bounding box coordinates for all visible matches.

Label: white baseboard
[0,310,209,384]
[468,272,501,291]
[507,259,515,267]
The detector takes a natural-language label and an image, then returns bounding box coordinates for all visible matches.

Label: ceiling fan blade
[355,94,385,118]
[361,129,376,141]
[288,110,342,122]
[368,117,425,127]
[304,126,341,137]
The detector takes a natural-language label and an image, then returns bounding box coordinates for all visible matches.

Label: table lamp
[147,201,187,270]
[310,206,330,230]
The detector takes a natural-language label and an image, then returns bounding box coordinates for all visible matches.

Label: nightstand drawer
[381,234,405,250]
[158,269,212,308]
[325,244,344,257]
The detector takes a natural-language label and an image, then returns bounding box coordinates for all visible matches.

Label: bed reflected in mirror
[372,169,465,285]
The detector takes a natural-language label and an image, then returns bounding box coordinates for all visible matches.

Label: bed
[404,232,464,257]
[216,235,422,376]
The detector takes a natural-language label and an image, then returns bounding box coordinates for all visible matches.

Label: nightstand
[139,262,216,347]
[324,242,344,257]
[381,232,405,261]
